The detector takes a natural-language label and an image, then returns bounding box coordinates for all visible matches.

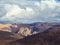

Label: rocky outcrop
[18,27,32,36]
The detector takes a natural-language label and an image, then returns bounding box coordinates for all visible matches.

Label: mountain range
[0,22,60,36]
[0,22,60,45]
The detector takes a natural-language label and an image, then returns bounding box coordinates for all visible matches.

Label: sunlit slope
[0,24,17,32]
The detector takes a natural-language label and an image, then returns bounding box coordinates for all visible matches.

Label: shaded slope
[0,31,23,45]
[8,29,60,45]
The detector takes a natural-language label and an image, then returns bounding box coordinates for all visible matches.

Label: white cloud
[33,0,59,18]
[0,0,60,23]
[34,2,40,7]
[1,4,35,21]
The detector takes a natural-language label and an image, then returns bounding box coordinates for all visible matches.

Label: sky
[0,0,60,23]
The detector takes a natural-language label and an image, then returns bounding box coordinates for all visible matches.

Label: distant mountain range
[0,22,60,45]
[0,22,60,36]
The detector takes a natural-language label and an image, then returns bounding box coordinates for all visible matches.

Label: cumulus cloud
[35,0,60,18]
[0,0,60,23]
[1,4,35,21]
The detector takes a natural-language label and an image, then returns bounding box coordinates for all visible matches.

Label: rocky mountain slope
[8,29,60,45]
[0,22,60,45]
[0,22,60,36]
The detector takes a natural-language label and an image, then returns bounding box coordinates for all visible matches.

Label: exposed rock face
[18,27,32,36]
